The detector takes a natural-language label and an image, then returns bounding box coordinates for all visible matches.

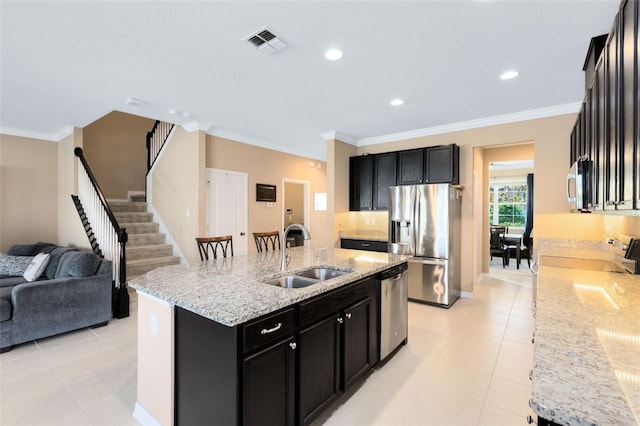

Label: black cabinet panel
[373,152,397,210]
[605,23,619,210]
[425,144,459,184]
[342,297,373,389]
[243,337,295,426]
[298,314,340,425]
[620,0,637,209]
[349,156,373,211]
[340,238,388,253]
[243,308,295,353]
[397,149,425,185]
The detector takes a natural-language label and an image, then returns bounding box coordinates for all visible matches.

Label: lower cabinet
[175,275,381,426]
[243,337,296,426]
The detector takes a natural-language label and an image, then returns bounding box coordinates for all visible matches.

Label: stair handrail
[74,147,129,318]
[147,120,175,172]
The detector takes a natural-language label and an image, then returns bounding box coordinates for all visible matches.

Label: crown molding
[358,102,581,146]
[182,121,212,133]
[321,130,357,145]
[208,128,325,161]
[0,125,74,142]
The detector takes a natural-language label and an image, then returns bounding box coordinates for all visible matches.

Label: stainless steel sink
[263,275,320,289]
[295,267,350,280]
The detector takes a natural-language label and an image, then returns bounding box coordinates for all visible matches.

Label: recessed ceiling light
[325,49,343,60]
[500,70,519,80]
[390,99,404,106]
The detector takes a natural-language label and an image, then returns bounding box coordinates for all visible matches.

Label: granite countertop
[532,240,640,425]
[339,229,388,242]
[129,246,407,327]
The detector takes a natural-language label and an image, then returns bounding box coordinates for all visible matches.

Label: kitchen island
[532,240,640,425]
[129,246,408,426]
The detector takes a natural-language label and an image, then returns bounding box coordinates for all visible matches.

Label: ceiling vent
[243,27,288,55]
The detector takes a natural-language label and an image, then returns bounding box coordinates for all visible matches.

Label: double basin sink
[264,267,351,289]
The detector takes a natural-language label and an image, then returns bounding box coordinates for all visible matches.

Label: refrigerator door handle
[412,187,420,253]
[409,257,447,266]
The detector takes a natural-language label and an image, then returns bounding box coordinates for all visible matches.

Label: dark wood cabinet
[342,297,374,389]
[349,155,373,211]
[373,152,397,210]
[243,337,296,426]
[298,314,340,425]
[340,238,388,252]
[425,144,459,184]
[397,149,425,185]
[573,0,639,211]
[349,144,460,211]
[175,273,385,426]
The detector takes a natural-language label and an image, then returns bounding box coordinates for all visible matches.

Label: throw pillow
[23,253,50,282]
[55,251,101,278]
[0,253,34,276]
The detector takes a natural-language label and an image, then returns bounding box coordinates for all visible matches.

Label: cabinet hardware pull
[361,243,370,247]
[289,342,297,350]
[261,323,282,334]
[337,317,344,324]
[526,414,536,424]
[345,313,352,320]
[240,232,246,236]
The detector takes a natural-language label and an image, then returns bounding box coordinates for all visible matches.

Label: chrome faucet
[281,223,311,272]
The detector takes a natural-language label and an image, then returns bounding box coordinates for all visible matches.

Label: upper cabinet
[571,0,638,212]
[349,144,459,211]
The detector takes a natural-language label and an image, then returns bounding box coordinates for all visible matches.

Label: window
[489,183,527,227]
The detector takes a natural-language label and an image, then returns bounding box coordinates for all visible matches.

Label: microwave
[567,159,592,212]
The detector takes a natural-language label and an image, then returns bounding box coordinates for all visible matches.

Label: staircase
[108,199,180,281]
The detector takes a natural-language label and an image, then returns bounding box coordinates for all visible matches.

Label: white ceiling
[0,1,619,161]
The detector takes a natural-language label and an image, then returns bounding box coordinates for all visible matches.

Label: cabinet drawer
[299,279,372,328]
[243,308,295,353]
[340,238,388,253]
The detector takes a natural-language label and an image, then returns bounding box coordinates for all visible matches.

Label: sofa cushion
[56,252,101,278]
[0,276,27,287]
[0,298,11,322]
[44,247,76,280]
[0,254,34,276]
[6,242,55,256]
[23,253,50,282]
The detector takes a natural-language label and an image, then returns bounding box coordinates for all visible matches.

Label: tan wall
[327,139,357,247]
[150,127,205,262]
[284,182,304,225]
[57,129,89,249]
[0,134,59,251]
[83,111,155,199]
[206,135,330,251]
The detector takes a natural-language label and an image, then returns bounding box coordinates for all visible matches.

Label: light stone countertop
[532,240,640,425]
[129,246,407,327]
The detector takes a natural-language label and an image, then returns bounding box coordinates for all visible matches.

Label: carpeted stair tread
[114,212,154,223]
[122,222,160,235]
[127,244,174,260]
[127,233,167,246]
[108,200,148,213]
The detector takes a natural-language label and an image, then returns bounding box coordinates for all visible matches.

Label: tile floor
[1,263,534,426]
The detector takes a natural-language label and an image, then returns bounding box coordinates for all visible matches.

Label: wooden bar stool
[196,236,233,260]
[253,231,281,253]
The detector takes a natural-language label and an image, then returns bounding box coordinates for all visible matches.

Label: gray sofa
[0,242,112,352]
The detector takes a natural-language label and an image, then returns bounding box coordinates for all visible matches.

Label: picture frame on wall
[256,183,276,202]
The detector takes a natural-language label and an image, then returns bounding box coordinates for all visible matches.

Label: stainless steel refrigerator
[388,184,462,308]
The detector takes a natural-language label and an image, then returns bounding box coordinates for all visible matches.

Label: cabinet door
[342,297,374,389]
[243,337,296,426]
[373,152,396,210]
[397,149,425,185]
[594,60,606,210]
[604,24,619,210]
[298,314,340,425]
[349,156,373,211]
[425,144,459,184]
[636,0,640,210]
[620,0,637,210]
[570,121,578,166]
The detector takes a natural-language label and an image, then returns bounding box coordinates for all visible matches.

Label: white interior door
[206,169,248,255]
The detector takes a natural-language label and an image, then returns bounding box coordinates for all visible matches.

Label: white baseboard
[460,291,473,299]
[132,402,162,426]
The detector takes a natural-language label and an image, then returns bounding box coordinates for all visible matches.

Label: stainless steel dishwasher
[378,262,408,360]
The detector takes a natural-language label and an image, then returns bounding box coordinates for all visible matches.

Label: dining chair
[489,226,509,268]
[196,236,234,260]
[253,231,281,253]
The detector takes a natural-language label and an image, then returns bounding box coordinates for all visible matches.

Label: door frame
[282,178,309,245]
[206,168,249,255]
